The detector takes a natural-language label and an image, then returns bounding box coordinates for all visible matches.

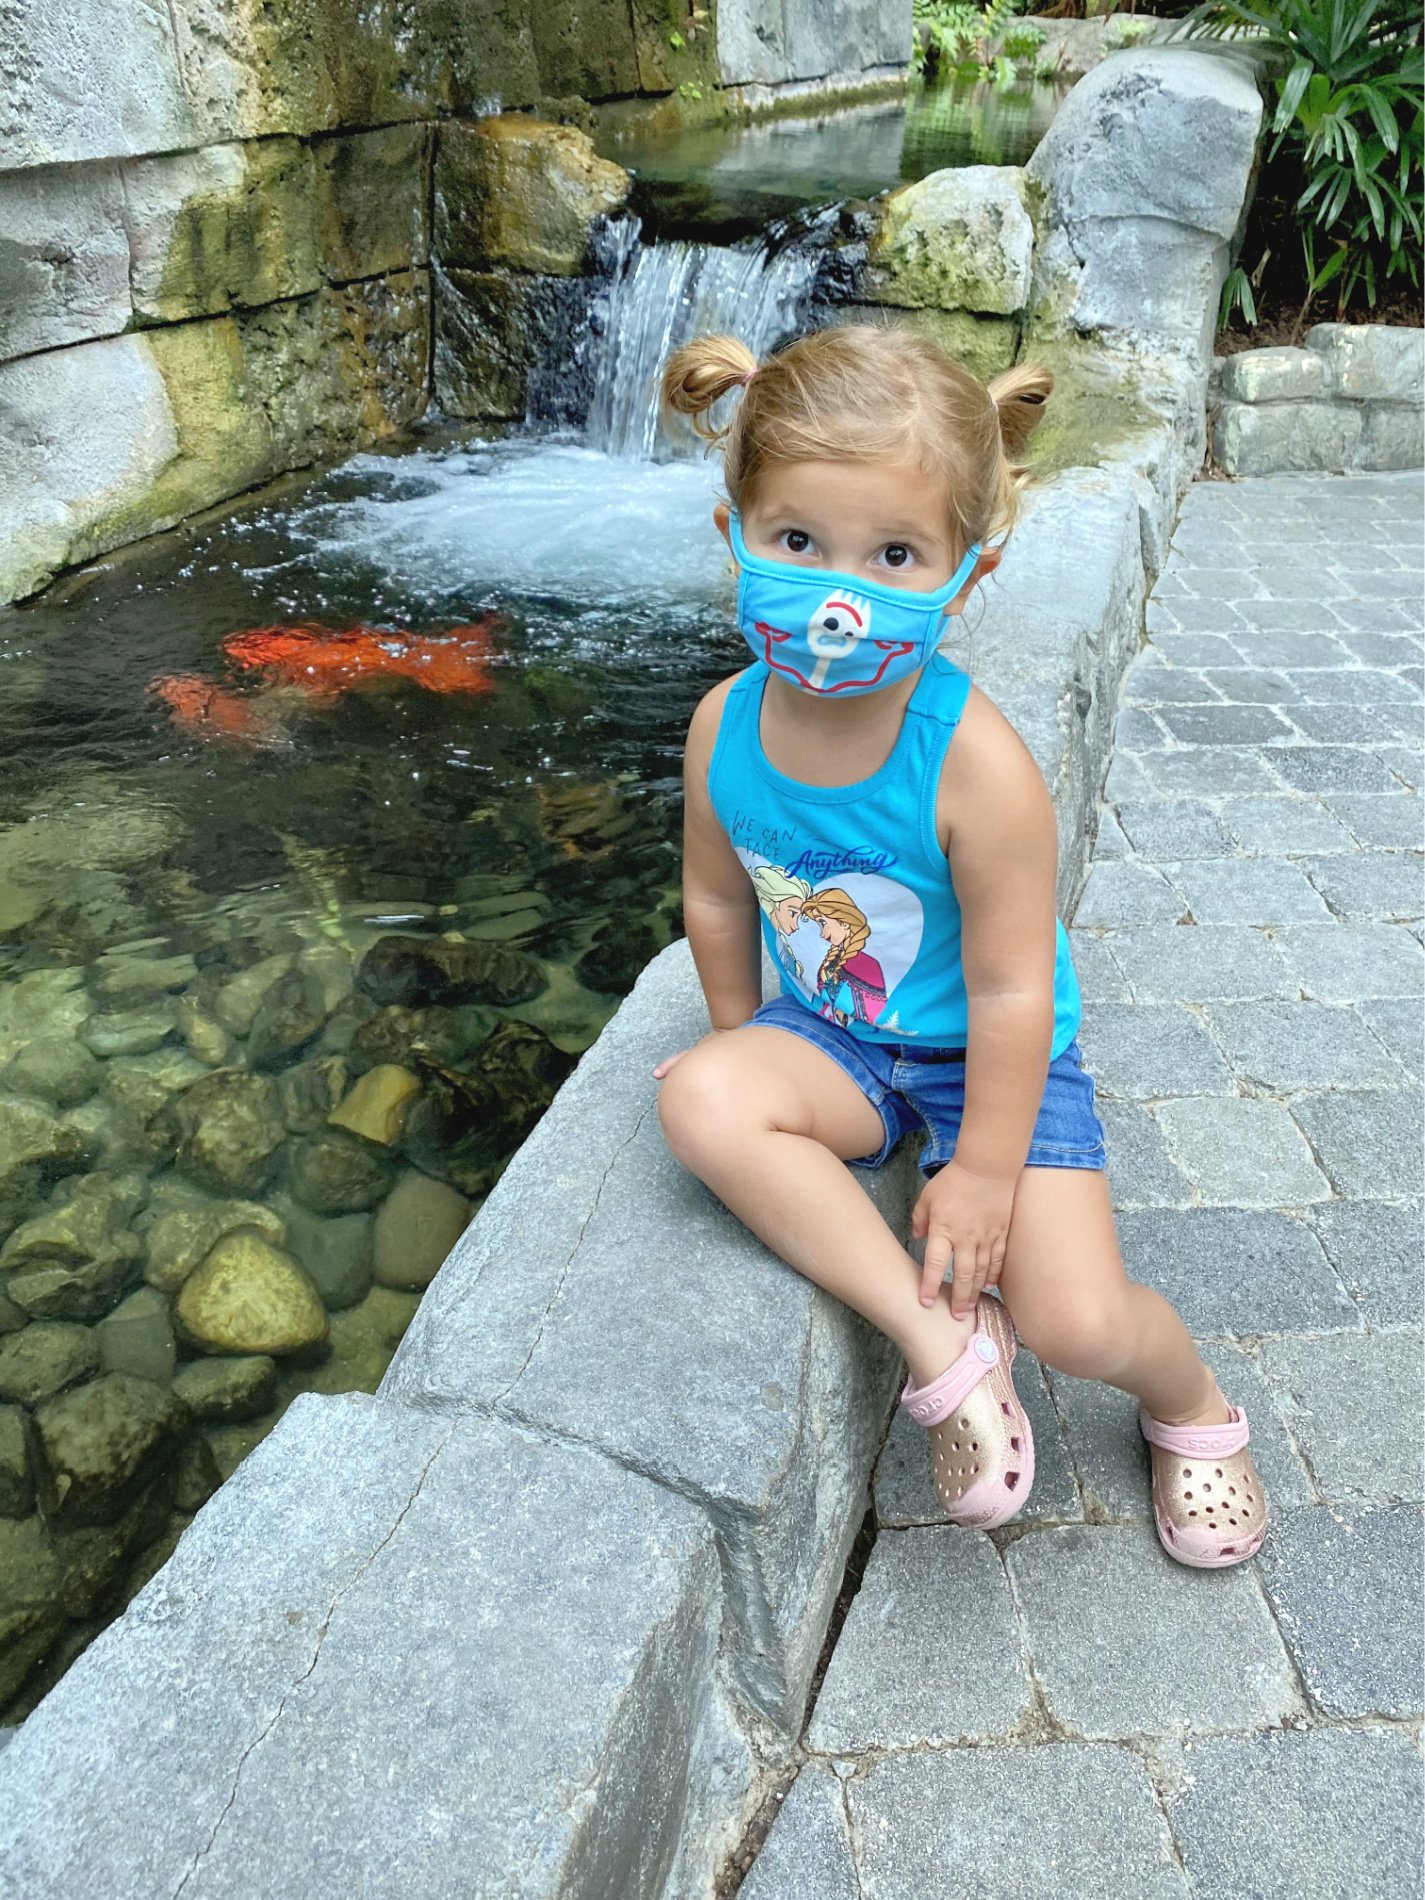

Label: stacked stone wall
[1212,325,1425,477]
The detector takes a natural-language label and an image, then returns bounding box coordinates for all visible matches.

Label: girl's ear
[713,500,733,556]
[943,544,1002,619]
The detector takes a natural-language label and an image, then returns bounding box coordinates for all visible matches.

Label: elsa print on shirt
[750,864,813,984]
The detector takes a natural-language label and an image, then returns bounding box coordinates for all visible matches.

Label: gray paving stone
[1198,665,1302,703]
[1116,799,1234,859]
[1256,746,1414,800]
[1151,633,1247,669]
[1075,860,1190,927]
[1125,664,1222,704]
[1283,662,1422,702]
[1114,706,1172,752]
[1078,1002,1235,1100]
[1155,703,1295,746]
[1204,999,1406,1091]
[1309,1200,1424,1326]
[1090,805,1132,859]
[1375,743,1423,789]
[1167,1726,1424,1900]
[1169,855,1330,923]
[845,1745,1190,1900]
[1116,1208,1358,1335]
[1196,1340,1321,1510]
[1217,795,1357,856]
[1329,792,1425,847]
[1259,1329,1424,1504]
[1230,629,1352,668]
[1239,599,1353,633]
[1302,849,1423,921]
[1334,627,1424,667]
[1006,1525,1297,1738]
[1290,1088,1424,1199]
[1100,1100,1195,1206]
[1098,924,1295,1002]
[1143,746,1285,797]
[1067,928,1134,1001]
[1285,703,1421,746]
[1159,597,1250,634]
[806,1529,1031,1752]
[1155,1096,1331,1205]
[1103,750,1158,802]
[1274,921,1424,1000]
[740,1765,858,1900]
[1257,1505,1424,1719]
[874,1351,1081,1529]
[1358,994,1424,1075]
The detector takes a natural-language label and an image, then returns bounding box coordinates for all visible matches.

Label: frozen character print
[803,888,887,1027]
[750,864,813,984]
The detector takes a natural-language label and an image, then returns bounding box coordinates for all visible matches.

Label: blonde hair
[750,864,812,913]
[802,888,871,989]
[660,325,1051,548]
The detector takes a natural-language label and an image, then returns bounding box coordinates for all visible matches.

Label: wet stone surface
[756,473,1423,1894]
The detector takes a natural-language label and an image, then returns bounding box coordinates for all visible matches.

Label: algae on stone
[865,166,1034,315]
[435,117,630,275]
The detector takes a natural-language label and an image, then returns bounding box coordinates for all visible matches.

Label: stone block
[1217,794,1356,856]
[122,141,321,326]
[1213,400,1363,477]
[1218,347,1328,404]
[1099,1100,1196,1206]
[0,1392,738,1899]
[1155,702,1293,746]
[1166,1728,1424,1900]
[529,0,641,97]
[1359,402,1425,472]
[1115,799,1233,859]
[1306,321,1425,402]
[1291,1087,1423,1200]
[1067,929,1134,1000]
[1258,1504,1423,1718]
[1269,744,1410,797]
[1095,924,1295,1004]
[1310,1200,1423,1326]
[1154,1096,1330,1206]
[1300,850,1424,922]
[1143,748,1282,797]
[314,124,432,283]
[1167,856,1331,924]
[382,942,908,1733]
[844,1744,1190,1899]
[1275,921,1423,1001]
[1027,49,1262,363]
[1205,998,1406,1092]
[1115,1207,1358,1335]
[1077,1001,1235,1100]
[1074,863,1189,927]
[433,267,587,422]
[864,166,1034,315]
[836,304,1020,379]
[434,117,630,276]
[1006,1524,1297,1737]
[806,1528,1030,1751]
[0,162,132,359]
[740,1764,859,1900]
[1259,1330,1423,1504]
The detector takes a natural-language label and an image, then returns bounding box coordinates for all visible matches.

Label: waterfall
[581,217,826,461]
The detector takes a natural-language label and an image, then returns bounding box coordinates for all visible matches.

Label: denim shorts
[749,995,1107,1175]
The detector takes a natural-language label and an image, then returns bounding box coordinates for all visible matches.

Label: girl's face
[771,896,803,934]
[715,456,999,613]
[814,913,849,946]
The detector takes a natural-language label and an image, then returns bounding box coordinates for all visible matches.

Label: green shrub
[914,0,1037,83]
[1188,0,1423,319]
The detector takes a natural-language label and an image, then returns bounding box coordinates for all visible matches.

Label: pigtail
[983,362,1053,539]
[661,335,759,442]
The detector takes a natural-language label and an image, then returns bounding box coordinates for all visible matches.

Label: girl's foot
[898,1294,1034,1530]
[1139,1385,1268,1568]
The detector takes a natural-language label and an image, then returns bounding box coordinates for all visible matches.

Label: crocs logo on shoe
[1176,1434,1240,1453]
[974,1338,997,1364]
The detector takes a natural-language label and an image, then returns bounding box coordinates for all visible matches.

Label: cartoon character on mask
[750,864,813,983]
[803,888,887,1027]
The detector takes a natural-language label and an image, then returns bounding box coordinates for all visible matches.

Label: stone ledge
[1212,325,1425,475]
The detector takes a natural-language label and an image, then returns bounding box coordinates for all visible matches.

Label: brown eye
[784,529,811,553]
[883,544,911,567]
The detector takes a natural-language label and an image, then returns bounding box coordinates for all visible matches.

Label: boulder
[98,1287,177,1386]
[0,1322,100,1408]
[268,1200,372,1312]
[285,1132,394,1215]
[175,1229,328,1358]
[1213,401,1363,477]
[213,954,293,1038]
[49,1471,175,1618]
[142,1194,287,1296]
[173,997,231,1068]
[865,166,1034,315]
[2,1174,148,1324]
[373,1171,471,1291]
[1306,322,1425,402]
[92,951,198,1005]
[0,1038,101,1110]
[172,1354,278,1423]
[327,1065,421,1147]
[0,1096,88,1201]
[276,1055,349,1134]
[348,1005,459,1074]
[0,1405,33,1517]
[357,933,545,1009]
[32,1373,187,1529]
[434,117,630,276]
[175,1071,284,1195]
[1219,347,1329,404]
[245,965,332,1068]
[1359,402,1425,472]
[402,1022,574,1198]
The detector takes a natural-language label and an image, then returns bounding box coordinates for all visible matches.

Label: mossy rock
[1011,336,1162,479]
[172,1353,278,1422]
[865,167,1035,316]
[175,1229,329,1358]
[0,1322,100,1408]
[32,1374,188,1530]
[434,117,630,274]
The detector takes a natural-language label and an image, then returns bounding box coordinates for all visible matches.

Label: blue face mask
[728,512,982,698]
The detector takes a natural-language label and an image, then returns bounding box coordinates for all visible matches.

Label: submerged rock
[175,1070,284,1195]
[176,1229,329,1357]
[0,1320,100,1407]
[246,965,333,1069]
[98,1287,177,1386]
[357,933,544,1010]
[173,996,232,1068]
[92,952,198,1006]
[274,1283,419,1404]
[32,1373,187,1529]
[348,1004,458,1073]
[272,1200,373,1312]
[142,1194,287,1296]
[0,1038,101,1110]
[402,1020,574,1197]
[277,1055,349,1134]
[49,1473,176,1618]
[172,1354,277,1422]
[0,1405,32,1517]
[170,1435,222,1515]
[213,953,293,1037]
[327,1064,421,1147]
[79,1005,176,1060]
[0,1096,88,1207]
[1,1175,147,1324]
[373,1170,470,1291]
[286,1131,393,1215]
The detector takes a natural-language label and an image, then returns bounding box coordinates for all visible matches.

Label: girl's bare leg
[997,1166,1229,1426]
[658,1027,973,1386]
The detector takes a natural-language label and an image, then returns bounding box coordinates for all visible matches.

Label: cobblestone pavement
[741,472,1425,1899]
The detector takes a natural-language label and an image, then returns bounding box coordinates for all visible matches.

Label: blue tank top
[706,655,1082,1054]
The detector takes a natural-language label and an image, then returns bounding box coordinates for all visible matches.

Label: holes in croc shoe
[1188,1510,1197,1517]
[1182,1467,1192,1478]
[1228,1485,1237,1496]
[1005,1471,1019,1491]
[1010,1435,1021,1452]
[1001,1401,1012,1416]
[1214,1467,1223,1478]
[1202,1482,1212,1493]
[1221,1545,1237,1555]
[1184,1490,1193,1500]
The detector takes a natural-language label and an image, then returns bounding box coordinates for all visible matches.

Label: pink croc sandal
[1139,1390,1269,1568]
[898,1293,1034,1530]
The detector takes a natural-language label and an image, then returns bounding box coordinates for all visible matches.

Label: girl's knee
[1012,1291,1132,1381]
[657,1040,766,1168]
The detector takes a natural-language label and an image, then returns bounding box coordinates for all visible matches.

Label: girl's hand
[910,1160,1017,1319]
[652,1026,734,1081]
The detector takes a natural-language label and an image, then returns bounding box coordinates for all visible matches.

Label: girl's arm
[911,687,1060,1315]
[680,678,763,1031]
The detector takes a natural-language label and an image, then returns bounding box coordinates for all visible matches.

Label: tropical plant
[914,0,1042,84]
[1187,0,1423,327]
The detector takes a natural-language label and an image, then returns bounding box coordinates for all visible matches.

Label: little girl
[652,325,1268,1568]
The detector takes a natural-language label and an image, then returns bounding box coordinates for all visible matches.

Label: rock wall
[1212,326,1425,476]
[0,1,915,607]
